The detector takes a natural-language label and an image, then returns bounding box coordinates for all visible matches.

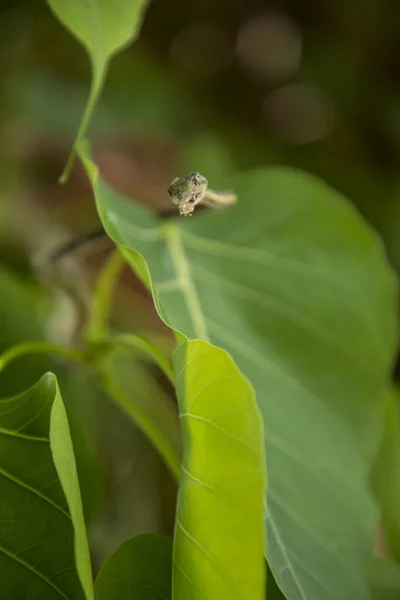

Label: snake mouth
[178,202,195,216]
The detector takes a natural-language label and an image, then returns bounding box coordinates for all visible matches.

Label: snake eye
[189,198,195,203]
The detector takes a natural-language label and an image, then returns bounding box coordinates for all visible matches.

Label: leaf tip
[41,371,58,386]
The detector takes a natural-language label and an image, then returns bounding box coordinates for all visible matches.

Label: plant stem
[60,64,107,183]
[86,248,125,342]
[100,369,181,480]
[0,342,87,374]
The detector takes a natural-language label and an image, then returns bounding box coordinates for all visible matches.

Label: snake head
[168,171,208,216]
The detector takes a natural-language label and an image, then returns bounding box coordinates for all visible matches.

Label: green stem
[111,334,175,384]
[100,369,180,480]
[60,64,107,184]
[0,342,87,374]
[86,248,125,343]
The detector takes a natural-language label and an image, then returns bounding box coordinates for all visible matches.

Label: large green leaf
[95,534,172,599]
[46,0,149,181]
[371,388,400,563]
[0,374,93,600]
[79,142,398,600]
[172,340,266,600]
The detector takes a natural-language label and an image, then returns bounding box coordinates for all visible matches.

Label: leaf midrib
[162,223,209,341]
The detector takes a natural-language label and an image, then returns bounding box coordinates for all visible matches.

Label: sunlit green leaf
[95,534,172,599]
[0,374,93,599]
[79,141,398,600]
[172,340,266,600]
[371,387,400,563]
[46,0,149,181]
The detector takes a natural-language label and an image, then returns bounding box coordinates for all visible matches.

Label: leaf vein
[0,426,49,442]
[0,543,70,599]
[192,263,369,369]
[105,578,169,600]
[0,466,71,521]
[181,464,213,489]
[180,412,257,457]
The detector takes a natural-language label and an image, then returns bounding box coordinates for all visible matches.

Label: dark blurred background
[1,0,399,572]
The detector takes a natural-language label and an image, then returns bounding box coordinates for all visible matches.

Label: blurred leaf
[110,334,175,383]
[180,132,235,188]
[0,374,93,599]
[0,267,53,396]
[104,53,194,134]
[172,340,266,600]
[381,186,400,279]
[95,534,172,599]
[88,374,175,569]
[98,346,181,479]
[79,141,398,600]
[7,63,192,142]
[371,387,400,563]
[46,0,150,180]
[367,557,400,600]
